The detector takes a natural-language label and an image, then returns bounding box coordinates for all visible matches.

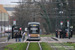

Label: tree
[13,1,33,31]
[39,0,55,33]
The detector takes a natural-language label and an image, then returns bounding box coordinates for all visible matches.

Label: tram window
[32,30,37,33]
[14,30,18,32]
[29,28,39,34]
[29,30,38,34]
[28,24,40,34]
[31,28,38,30]
[13,28,19,32]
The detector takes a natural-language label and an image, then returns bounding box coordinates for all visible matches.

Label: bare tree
[13,1,33,31]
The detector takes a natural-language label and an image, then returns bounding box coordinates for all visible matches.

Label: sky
[0,0,19,5]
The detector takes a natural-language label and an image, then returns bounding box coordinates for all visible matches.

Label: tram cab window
[29,24,39,34]
[13,28,19,32]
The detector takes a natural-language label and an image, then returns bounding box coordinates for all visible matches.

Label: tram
[27,22,40,40]
[12,25,22,39]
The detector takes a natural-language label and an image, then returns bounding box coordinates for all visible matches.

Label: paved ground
[0,37,7,42]
[7,37,60,43]
[0,33,10,37]
[0,37,11,50]
[2,37,75,43]
[0,43,11,50]
[55,37,75,42]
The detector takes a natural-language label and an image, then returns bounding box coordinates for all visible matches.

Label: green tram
[27,22,40,40]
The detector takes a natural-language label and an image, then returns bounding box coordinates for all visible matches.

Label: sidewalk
[7,36,28,43]
[0,37,7,42]
[7,38,25,43]
[53,37,75,42]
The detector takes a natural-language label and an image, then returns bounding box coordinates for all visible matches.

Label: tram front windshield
[29,24,39,34]
[14,28,19,33]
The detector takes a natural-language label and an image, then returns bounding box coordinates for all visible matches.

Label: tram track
[38,42,42,50]
[26,41,42,50]
[48,42,74,50]
[46,37,74,50]
[47,37,56,41]
[49,43,58,50]
[26,37,74,50]
[50,38,74,50]
[51,37,58,41]
[51,37,74,50]
[44,37,58,50]
[26,41,30,50]
[59,43,74,50]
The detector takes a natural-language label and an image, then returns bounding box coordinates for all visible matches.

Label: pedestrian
[7,34,10,41]
[15,32,19,42]
[63,29,66,38]
[60,29,63,38]
[58,30,60,38]
[70,30,73,37]
[18,32,22,42]
[40,29,42,35]
[22,31,26,41]
[55,30,58,38]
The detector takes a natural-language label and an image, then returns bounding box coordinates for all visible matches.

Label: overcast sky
[0,0,19,5]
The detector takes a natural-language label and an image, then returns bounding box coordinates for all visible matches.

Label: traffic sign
[25,28,27,31]
[13,19,16,25]
[67,20,69,27]
[60,21,63,25]
[19,28,22,30]
[70,26,73,28]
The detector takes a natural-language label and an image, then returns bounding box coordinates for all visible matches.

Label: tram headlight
[38,34,40,37]
[29,34,30,37]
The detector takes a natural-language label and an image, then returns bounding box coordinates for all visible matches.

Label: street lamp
[54,7,58,30]
[59,10,63,29]
[59,2,63,29]
[4,13,6,36]
[0,10,2,37]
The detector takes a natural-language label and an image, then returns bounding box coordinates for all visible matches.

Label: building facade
[0,4,9,26]
[0,4,10,33]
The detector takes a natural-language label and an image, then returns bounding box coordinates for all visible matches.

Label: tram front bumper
[28,37,40,40]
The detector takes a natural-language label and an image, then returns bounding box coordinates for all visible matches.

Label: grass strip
[28,42,40,50]
[4,43,28,50]
[40,42,52,50]
[62,43,75,49]
[73,35,75,38]
[40,34,55,37]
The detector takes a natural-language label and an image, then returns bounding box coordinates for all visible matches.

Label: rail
[49,43,58,50]
[38,42,42,50]
[59,43,74,50]
[26,41,42,50]
[26,41,30,50]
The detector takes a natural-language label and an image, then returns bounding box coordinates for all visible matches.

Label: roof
[3,4,16,7]
[28,22,40,25]
[0,4,8,13]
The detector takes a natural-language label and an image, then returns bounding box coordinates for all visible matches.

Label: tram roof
[28,22,40,25]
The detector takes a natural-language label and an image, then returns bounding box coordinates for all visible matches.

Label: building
[26,0,49,2]
[3,4,16,16]
[0,4,10,33]
[0,4,9,26]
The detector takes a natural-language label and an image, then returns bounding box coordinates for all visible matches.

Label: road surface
[0,37,11,50]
